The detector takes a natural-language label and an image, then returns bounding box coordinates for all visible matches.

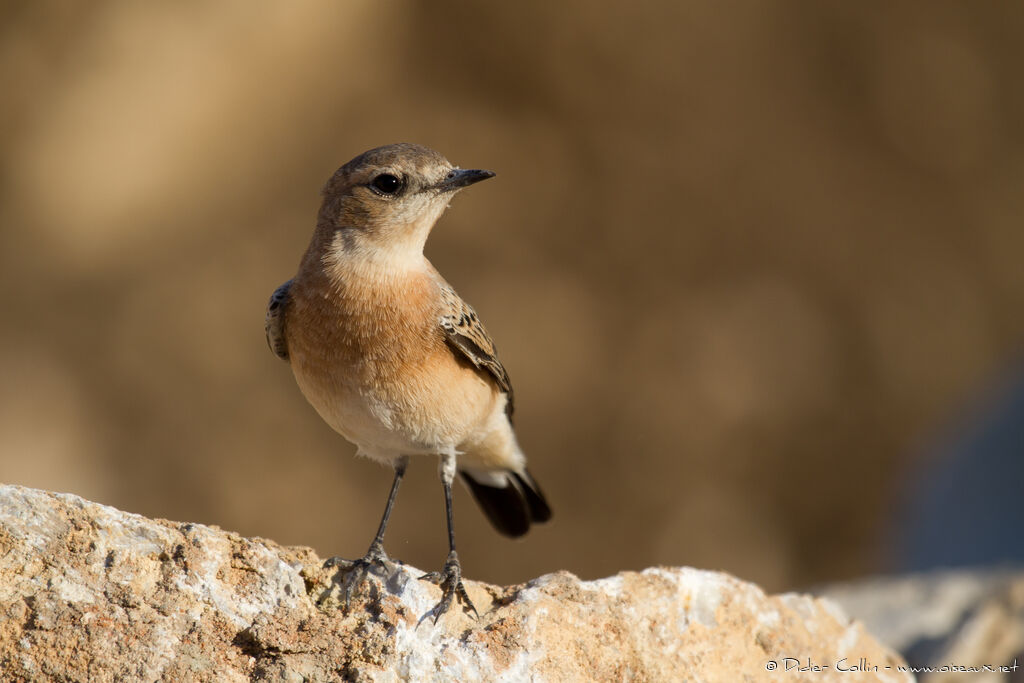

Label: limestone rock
[823,571,1024,679]
[0,485,910,681]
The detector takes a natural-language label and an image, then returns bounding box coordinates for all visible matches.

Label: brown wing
[265,280,293,361]
[438,283,514,418]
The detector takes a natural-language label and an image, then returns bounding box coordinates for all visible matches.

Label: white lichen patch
[579,573,625,599]
[50,571,97,604]
[1,488,84,558]
[835,622,862,660]
[662,566,727,628]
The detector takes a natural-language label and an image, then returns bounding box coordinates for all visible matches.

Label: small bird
[265,143,551,619]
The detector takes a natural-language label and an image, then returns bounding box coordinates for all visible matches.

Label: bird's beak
[436,168,496,193]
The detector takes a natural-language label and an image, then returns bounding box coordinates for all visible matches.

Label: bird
[265,143,551,619]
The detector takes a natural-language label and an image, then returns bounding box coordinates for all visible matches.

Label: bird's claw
[419,551,478,622]
[331,542,391,607]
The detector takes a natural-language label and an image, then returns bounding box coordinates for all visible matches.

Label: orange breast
[285,262,497,454]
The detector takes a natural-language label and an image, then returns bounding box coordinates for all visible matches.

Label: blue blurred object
[891,365,1024,571]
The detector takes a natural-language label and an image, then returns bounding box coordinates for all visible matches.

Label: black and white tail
[460,469,552,538]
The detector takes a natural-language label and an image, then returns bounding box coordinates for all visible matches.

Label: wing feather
[265,280,293,361]
[438,283,514,417]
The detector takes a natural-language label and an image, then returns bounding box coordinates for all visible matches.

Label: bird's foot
[326,542,392,607]
[419,550,478,622]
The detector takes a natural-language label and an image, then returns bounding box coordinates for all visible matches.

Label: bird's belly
[290,347,496,462]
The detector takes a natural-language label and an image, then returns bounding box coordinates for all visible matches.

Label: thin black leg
[367,456,408,556]
[443,467,456,553]
[420,454,477,620]
[332,455,409,607]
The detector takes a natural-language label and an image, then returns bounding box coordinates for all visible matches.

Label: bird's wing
[265,279,293,361]
[438,283,514,418]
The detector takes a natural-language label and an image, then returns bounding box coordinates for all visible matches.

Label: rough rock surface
[0,485,910,682]
[823,571,1024,681]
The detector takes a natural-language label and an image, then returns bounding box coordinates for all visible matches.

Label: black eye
[371,173,402,195]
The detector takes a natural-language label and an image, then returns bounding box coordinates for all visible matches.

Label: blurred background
[2,1,1023,593]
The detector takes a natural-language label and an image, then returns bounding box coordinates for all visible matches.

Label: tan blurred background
[2,1,1023,593]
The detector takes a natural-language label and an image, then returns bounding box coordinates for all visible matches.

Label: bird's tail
[459,468,552,538]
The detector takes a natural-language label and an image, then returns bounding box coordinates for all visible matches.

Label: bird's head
[315,143,494,267]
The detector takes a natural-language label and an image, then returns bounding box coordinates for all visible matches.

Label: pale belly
[290,346,499,463]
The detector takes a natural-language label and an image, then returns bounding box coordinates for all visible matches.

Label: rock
[0,485,910,681]
[822,571,1024,678]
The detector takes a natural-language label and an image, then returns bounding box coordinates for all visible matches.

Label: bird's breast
[285,266,496,456]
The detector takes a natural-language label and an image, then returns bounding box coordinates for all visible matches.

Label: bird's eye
[370,173,402,195]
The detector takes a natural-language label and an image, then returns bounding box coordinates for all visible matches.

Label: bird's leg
[363,455,409,561]
[420,454,478,620]
[329,456,408,605]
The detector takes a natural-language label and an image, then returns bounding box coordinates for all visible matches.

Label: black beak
[437,168,496,192]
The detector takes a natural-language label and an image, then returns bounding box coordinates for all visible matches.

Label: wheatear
[266,143,551,619]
